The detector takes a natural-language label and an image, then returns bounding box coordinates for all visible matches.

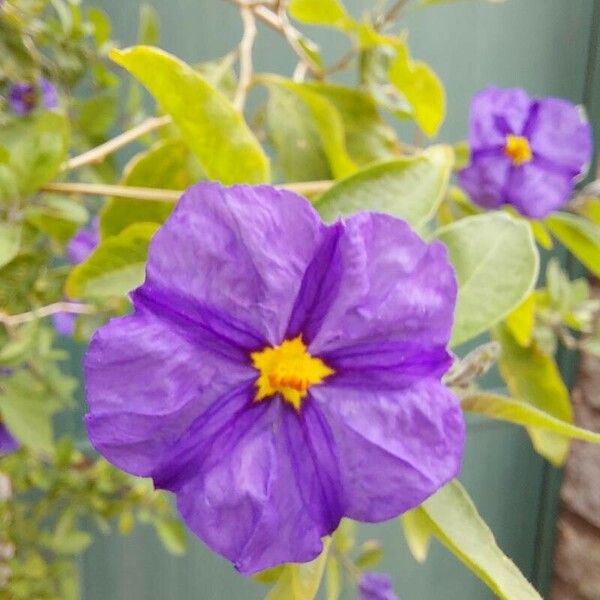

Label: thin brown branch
[63,115,172,172]
[234,4,258,110]
[0,302,96,328]
[374,0,409,31]
[40,180,333,201]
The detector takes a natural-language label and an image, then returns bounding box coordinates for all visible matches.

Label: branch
[234,4,258,110]
[40,180,333,201]
[374,0,409,31]
[224,0,323,78]
[0,302,96,328]
[64,115,172,172]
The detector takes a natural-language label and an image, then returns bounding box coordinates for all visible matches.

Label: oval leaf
[434,213,539,347]
[0,223,21,269]
[315,145,452,225]
[111,46,269,184]
[545,212,600,278]
[66,223,158,299]
[420,480,542,600]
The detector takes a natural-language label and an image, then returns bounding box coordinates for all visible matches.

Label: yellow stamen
[504,135,532,166]
[250,336,334,410]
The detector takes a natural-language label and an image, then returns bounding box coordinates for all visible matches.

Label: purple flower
[67,217,99,265]
[54,219,99,337]
[359,572,399,600]
[8,77,58,116]
[84,183,464,574]
[0,423,18,455]
[459,87,592,219]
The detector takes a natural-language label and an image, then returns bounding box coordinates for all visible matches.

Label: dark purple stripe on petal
[322,341,453,390]
[133,285,266,360]
[285,221,344,343]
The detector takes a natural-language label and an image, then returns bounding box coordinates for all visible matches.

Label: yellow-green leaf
[545,212,600,278]
[504,293,535,347]
[420,480,541,600]
[266,539,330,600]
[462,393,600,443]
[289,0,353,29]
[0,223,21,269]
[66,222,158,299]
[401,509,433,563]
[434,213,539,347]
[388,42,445,137]
[111,46,269,184]
[494,323,572,466]
[315,145,452,226]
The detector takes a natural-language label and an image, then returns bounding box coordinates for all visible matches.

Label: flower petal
[140,183,327,346]
[459,153,512,209]
[169,399,344,574]
[85,312,255,477]
[312,379,464,521]
[506,160,575,218]
[526,98,592,174]
[468,87,532,149]
[292,213,456,356]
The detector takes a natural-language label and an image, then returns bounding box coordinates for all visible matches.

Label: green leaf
[289,0,353,28]
[263,78,356,179]
[419,481,541,599]
[315,145,452,226]
[494,323,572,465]
[545,212,600,278]
[66,223,158,299]
[462,393,600,443]
[100,139,197,238]
[266,539,330,600]
[154,518,187,556]
[325,556,341,600]
[504,293,535,347]
[301,83,398,166]
[76,91,118,138]
[400,508,433,563]
[433,213,539,347]
[0,112,69,197]
[388,42,446,137]
[354,541,384,569]
[111,46,269,184]
[25,197,88,244]
[0,223,22,268]
[1,385,53,454]
[266,84,331,182]
[138,3,160,45]
[87,7,111,46]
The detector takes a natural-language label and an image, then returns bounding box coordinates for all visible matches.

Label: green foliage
[288,0,353,29]
[545,211,600,278]
[315,145,452,226]
[495,323,572,466]
[111,45,270,184]
[0,222,21,267]
[66,222,158,299]
[416,480,542,600]
[434,213,539,347]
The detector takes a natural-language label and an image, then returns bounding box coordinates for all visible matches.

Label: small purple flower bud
[359,572,399,600]
[8,77,58,116]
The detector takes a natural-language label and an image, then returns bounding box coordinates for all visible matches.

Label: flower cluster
[459,87,592,219]
[85,183,464,574]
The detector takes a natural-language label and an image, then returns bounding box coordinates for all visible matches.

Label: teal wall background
[74,1,599,598]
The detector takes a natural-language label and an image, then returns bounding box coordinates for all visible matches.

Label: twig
[374,0,409,31]
[234,4,257,110]
[63,115,172,172]
[40,180,333,201]
[0,303,96,328]
[224,0,323,78]
[41,182,182,202]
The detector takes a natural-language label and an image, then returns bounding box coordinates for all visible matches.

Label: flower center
[250,336,334,410]
[504,134,532,166]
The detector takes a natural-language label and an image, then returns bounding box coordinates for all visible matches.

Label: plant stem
[234,4,257,110]
[40,180,333,201]
[0,302,96,328]
[63,115,172,172]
